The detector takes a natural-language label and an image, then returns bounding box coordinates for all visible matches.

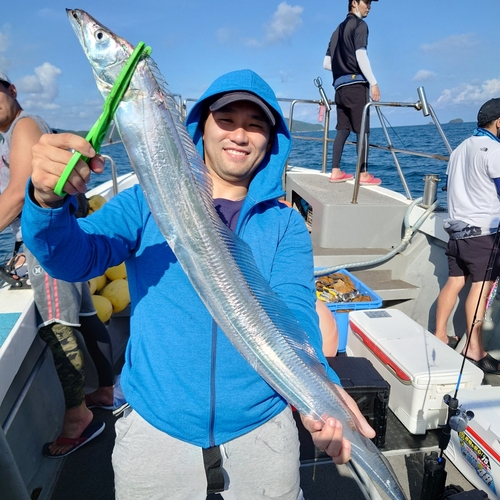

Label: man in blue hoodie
[24,69,373,499]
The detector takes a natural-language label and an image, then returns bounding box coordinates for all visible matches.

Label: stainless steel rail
[351,86,452,203]
[101,154,119,196]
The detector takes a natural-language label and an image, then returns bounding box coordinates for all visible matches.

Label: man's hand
[31,133,105,208]
[371,84,380,102]
[300,386,376,465]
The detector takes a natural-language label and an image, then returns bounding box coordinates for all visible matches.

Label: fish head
[66,9,134,98]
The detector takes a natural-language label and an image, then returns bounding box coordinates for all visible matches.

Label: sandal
[42,419,105,458]
[464,353,500,374]
[0,248,30,289]
[329,171,354,183]
[85,393,117,411]
[359,174,382,186]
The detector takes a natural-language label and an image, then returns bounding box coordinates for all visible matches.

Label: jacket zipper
[208,319,218,447]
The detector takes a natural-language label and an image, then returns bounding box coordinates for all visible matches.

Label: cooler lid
[348,309,484,389]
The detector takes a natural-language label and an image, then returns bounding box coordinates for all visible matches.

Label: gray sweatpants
[112,406,304,500]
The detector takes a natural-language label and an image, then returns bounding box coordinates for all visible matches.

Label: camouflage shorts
[38,323,85,409]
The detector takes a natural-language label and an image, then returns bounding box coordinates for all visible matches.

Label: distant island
[286,119,323,132]
[427,118,465,125]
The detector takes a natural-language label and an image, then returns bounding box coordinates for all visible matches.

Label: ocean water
[0,121,476,263]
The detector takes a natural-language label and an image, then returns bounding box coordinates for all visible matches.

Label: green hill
[286,119,323,132]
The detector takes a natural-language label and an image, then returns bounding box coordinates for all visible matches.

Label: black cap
[477,98,500,126]
[209,91,276,126]
[0,71,11,85]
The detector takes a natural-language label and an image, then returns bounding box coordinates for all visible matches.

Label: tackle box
[293,355,390,462]
[346,309,484,435]
[315,268,382,353]
[444,385,500,500]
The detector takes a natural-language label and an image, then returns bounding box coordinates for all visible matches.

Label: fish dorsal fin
[216,215,327,373]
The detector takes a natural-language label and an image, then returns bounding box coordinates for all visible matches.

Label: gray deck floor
[47,407,478,500]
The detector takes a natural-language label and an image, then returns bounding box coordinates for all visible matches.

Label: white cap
[0,71,11,84]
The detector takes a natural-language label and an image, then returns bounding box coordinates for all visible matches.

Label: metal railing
[350,86,452,203]
[281,80,453,203]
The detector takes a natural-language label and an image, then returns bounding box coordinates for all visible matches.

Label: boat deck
[46,406,476,500]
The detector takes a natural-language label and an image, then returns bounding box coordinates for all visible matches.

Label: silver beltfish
[67,9,407,500]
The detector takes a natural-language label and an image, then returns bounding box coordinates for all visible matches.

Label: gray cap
[209,91,276,126]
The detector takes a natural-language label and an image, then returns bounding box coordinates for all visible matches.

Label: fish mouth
[66,9,93,58]
[66,9,88,39]
[65,9,126,95]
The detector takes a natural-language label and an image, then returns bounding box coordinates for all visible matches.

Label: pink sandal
[359,174,382,186]
[329,171,354,183]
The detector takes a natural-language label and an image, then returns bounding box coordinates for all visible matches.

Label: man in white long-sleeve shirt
[324,0,381,184]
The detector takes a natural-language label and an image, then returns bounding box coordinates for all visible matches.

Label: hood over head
[186,69,292,203]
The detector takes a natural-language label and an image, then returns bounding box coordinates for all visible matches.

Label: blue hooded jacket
[23,69,340,447]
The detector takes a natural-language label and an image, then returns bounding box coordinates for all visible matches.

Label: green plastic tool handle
[53,41,152,197]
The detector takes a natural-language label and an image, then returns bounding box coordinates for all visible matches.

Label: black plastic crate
[294,356,390,462]
[328,356,390,449]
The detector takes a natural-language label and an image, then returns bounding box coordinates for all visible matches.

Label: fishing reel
[420,396,475,500]
[443,394,474,433]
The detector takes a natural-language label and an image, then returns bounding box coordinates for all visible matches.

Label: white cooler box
[346,309,484,434]
[444,385,500,500]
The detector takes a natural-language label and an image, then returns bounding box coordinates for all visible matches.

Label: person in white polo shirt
[435,98,500,374]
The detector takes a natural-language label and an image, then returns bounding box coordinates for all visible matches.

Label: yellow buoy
[88,194,107,213]
[101,279,131,314]
[105,262,127,281]
[89,273,108,294]
[91,294,113,323]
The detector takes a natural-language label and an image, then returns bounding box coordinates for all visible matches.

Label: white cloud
[412,70,436,82]
[264,2,303,43]
[246,2,303,48]
[436,77,500,107]
[16,62,62,110]
[421,33,479,54]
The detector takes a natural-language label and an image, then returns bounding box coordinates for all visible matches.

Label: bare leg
[462,281,493,360]
[435,276,466,343]
[47,402,94,456]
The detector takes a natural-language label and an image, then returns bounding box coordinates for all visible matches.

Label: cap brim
[209,91,276,126]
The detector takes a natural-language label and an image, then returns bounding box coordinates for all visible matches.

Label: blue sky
[2,1,499,131]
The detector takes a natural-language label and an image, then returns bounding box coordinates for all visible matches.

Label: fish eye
[95,30,106,42]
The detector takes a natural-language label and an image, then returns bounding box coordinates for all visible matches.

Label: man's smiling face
[202,99,272,192]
